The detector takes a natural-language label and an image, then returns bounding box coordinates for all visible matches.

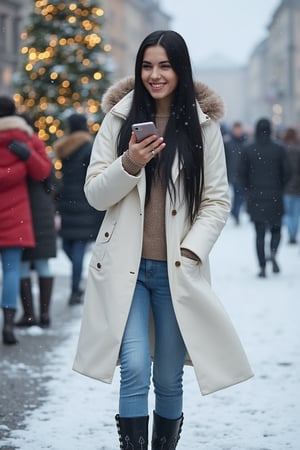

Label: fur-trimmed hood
[0,115,33,135]
[101,76,224,121]
[53,131,93,159]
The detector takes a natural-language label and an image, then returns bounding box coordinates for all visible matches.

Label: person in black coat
[17,169,58,327]
[239,118,292,277]
[53,113,104,305]
[15,113,57,328]
[224,122,247,225]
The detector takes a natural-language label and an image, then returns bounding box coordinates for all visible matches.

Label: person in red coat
[0,96,52,345]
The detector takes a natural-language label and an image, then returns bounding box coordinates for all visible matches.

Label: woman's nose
[150,66,160,79]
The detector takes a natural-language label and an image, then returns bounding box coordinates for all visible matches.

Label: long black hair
[117,30,204,223]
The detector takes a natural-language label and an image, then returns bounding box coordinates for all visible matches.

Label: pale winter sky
[160,0,281,66]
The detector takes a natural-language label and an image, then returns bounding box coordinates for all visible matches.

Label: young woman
[73,30,253,448]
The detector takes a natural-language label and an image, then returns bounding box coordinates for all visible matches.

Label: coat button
[97,262,102,269]
[175,261,181,267]
[104,232,109,237]
[171,209,177,216]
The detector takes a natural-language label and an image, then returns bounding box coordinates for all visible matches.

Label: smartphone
[131,122,158,143]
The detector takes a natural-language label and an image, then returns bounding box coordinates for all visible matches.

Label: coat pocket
[179,255,209,287]
[181,255,201,268]
[90,219,117,271]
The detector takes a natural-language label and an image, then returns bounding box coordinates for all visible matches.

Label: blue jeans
[284,194,300,241]
[119,258,187,419]
[0,247,22,309]
[21,259,52,278]
[62,239,88,291]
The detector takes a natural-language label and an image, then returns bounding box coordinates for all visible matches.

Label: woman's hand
[128,132,166,166]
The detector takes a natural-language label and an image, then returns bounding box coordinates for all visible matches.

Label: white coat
[73,78,253,395]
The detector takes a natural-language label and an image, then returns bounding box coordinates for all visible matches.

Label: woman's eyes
[142,64,171,70]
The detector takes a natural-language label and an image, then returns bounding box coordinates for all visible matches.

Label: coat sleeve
[25,135,52,181]
[181,120,231,264]
[84,112,143,211]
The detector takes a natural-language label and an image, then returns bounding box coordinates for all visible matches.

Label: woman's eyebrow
[142,59,170,64]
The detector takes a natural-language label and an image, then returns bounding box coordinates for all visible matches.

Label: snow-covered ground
[1,214,299,449]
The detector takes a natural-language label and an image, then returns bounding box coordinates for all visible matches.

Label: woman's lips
[150,83,165,90]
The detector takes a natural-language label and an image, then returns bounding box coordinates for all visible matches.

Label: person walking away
[53,113,104,305]
[239,118,292,278]
[0,96,52,344]
[224,121,247,224]
[14,113,57,328]
[73,30,253,449]
[281,127,300,244]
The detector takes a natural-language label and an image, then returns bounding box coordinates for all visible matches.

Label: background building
[262,0,300,129]
[246,39,270,128]
[0,0,27,95]
[195,59,247,129]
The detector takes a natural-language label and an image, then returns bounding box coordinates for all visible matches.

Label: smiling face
[141,45,178,113]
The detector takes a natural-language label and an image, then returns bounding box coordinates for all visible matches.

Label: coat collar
[0,116,33,135]
[101,76,224,124]
[53,131,93,159]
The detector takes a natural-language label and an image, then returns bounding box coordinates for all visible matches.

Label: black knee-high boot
[115,414,149,449]
[15,277,37,326]
[270,250,280,273]
[151,411,183,449]
[39,277,54,327]
[2,307,18,345]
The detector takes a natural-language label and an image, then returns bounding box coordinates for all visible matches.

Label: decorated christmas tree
[14,0,112,150]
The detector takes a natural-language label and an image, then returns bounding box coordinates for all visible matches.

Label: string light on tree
[14,0,111,152]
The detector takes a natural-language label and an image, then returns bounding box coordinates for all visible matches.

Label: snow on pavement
[1,216,300,449]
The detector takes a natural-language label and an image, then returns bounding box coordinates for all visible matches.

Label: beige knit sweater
[122,115,199,262]
[122,115,168,260]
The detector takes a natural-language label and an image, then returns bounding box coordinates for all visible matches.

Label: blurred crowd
[0,95,299,346]
[0,96,104,345]
[223,119,299,278]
